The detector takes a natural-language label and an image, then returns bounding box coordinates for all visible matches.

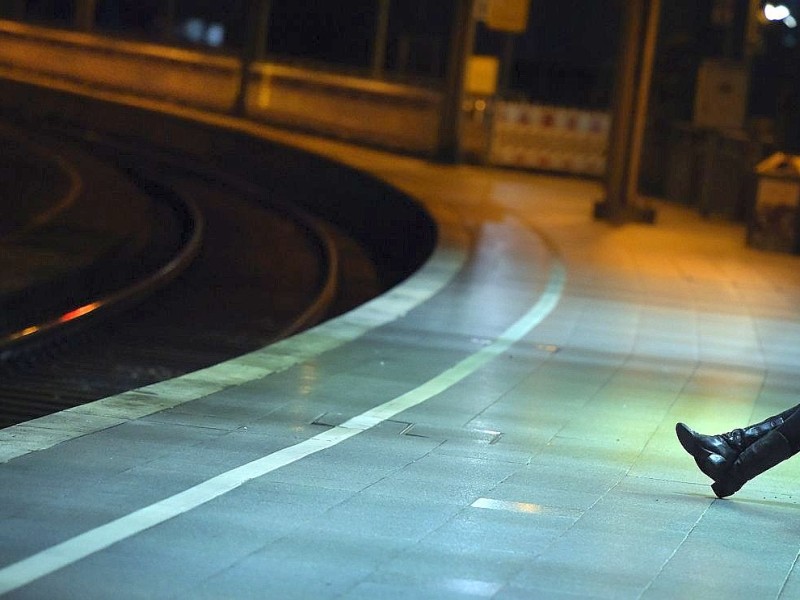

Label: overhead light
[764,3,791,21]
[785,15,798,28]
[206,23,225,47]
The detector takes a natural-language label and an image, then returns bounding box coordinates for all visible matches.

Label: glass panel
[94,0,167,39]
[24,0,75,25]
[383,0,455,82]
[0,1,25,19]
[482,0,619,108]
[172,0,247,51]
[268,0,379,71]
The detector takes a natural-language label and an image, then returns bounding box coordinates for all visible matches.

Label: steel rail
[0,188,205,359]
[0,130,341,361]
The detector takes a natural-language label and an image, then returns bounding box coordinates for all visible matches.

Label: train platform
[2,115,800,599]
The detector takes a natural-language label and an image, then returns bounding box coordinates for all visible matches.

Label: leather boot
[711,429,794,498]
[675,415,785,481]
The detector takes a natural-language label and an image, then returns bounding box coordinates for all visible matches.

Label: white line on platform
[0,224,467,464]
[0,261,565,596]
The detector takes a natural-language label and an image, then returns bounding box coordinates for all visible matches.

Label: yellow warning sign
[486,0,531,33]
[466,55,500,96]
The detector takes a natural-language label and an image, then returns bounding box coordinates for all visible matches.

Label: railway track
[0,124,384,428]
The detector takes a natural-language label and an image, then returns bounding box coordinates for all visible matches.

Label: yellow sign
[466,55,499,96]
[486,0,531,33]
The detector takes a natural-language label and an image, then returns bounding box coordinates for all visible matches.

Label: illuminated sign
[485,0,531,33]
[466,55,500,96]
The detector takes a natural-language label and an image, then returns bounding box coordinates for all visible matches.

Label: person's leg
[676,404,800,480]
[712,427,797,497]
[776,406,800,452]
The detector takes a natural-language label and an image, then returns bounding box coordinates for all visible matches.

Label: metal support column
[437,0,476,163]
[594,0,660,224]
[372,0,390,78]
[163,0,176,42]
[235,0,272,116]
[499,33,515,96]
[75,0,97,31]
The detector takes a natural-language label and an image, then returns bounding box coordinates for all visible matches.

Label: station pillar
[594,0,660,224]
[75,0,97,31]
[437,0,476,163]
[235,0,272,115]
[371,0,390,78]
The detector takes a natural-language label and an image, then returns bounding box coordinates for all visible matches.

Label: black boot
[675,415,785,481]
[711,429,795,498]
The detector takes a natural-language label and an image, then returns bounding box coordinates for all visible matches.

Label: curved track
[0,125,384,428]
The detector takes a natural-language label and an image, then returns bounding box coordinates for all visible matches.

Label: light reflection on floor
[2,119,800,598]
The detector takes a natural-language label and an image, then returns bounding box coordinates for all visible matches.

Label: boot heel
[711,430,793,499]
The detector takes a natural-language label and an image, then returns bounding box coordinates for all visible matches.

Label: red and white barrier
[490,101,610,176]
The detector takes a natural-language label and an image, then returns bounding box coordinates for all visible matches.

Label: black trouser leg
[710,403,800,498]
[676,403,800,481]
[712,428,796,498]
[776,403,800,453]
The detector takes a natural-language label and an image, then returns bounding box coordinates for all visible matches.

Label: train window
[268,0,378,71]
[24,0,75,25]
